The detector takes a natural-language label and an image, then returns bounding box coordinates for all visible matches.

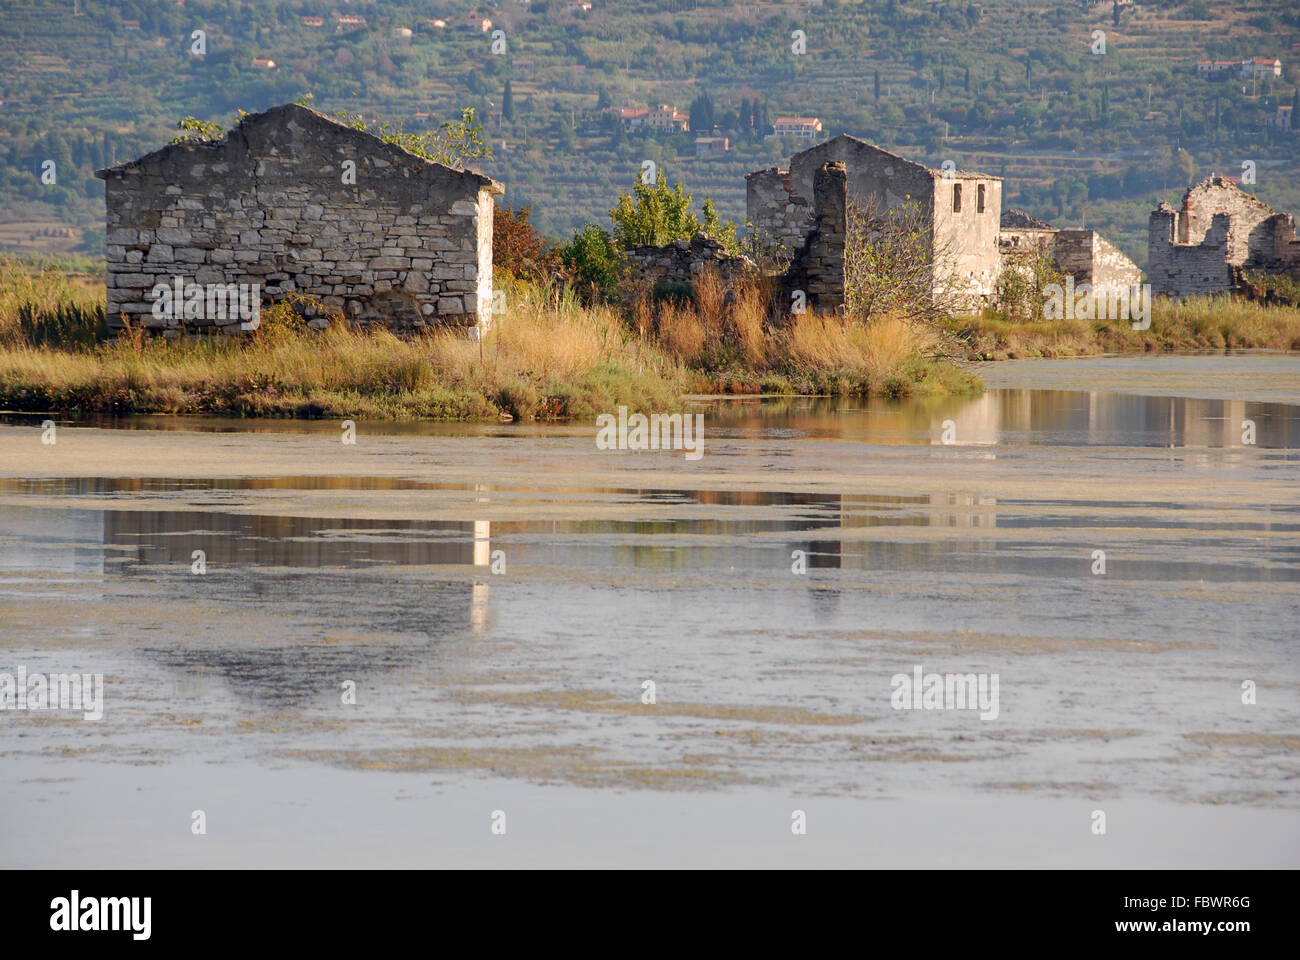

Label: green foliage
[330,107,491,169]
[171,116,224,144]
[609,170,702,248]
[608,170,738,253]
[701,197,740,255]
[560,224,620,304]
[994,246,1067,323]
[17,300,107,349]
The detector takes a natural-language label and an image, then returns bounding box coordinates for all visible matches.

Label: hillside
[1,0,1298,268]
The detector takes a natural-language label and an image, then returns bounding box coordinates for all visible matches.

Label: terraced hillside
[1,0,1297,269]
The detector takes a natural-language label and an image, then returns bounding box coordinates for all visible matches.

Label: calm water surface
[1,355,1297,867]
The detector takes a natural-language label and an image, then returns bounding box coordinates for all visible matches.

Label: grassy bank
[950,297,1300,360]
[0,263,975,421]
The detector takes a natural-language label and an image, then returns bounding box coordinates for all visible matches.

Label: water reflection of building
[103,511,488,570]
[96,509,495,705]
[931,391,1003,445]
[937,390,1294,449]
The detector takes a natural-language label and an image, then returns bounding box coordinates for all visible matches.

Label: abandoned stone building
[748,135,1003,311]
[999,208,1143,297]
[745,135,1141,312]
[1148,175,1300,298]
[627,161,849,313]
[95,102,503,335]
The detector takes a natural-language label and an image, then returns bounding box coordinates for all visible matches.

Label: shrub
[560,224,621,304]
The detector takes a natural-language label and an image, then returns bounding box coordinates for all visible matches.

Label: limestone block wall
[1178,177,1275,264]
[745,168,813,252]
[1148,207,1233,297]
[1254,213,1300,271]
[784,161,848,314]
[623,236,755,289]
[1053,229,1142,294]
[96,103,502,335]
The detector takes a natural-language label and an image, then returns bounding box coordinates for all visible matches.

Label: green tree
[701,197,740,254]
[561,224,621,303]
[610,170,702,248]
[334,107,491,168]
[503,80,516,122]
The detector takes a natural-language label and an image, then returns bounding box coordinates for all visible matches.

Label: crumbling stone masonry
[749,135,1002,312]
[748,137,1148,316]
[1148,175,1300,298]
[782,161,848,313]
[626,162,846,317]
[1051,229,1142,295]
[997,210,1141,299]
[95,103,503,335]
[622,235,754,290]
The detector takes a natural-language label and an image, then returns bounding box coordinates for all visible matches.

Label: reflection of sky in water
[1,375,1298,868]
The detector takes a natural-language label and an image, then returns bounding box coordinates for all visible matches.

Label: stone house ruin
[744,135,1142,314]
[999,208,1142,298]
[1148,175,1300,298]
[747,135,1003,311]
[95,103,503,336]
[624,161,849,315]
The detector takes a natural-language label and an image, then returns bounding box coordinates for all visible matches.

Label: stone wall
[1148,206,1233,297]
[1147,176,1300,298]
[745,168,813,253]
[622,235,755,290]
[95,103,502,335]
[783,161,848,314]
[1052,229,1142,294]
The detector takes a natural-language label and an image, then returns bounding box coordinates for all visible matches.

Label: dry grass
[0,278,696,420]
[637,269,968,398]
[956,296,1300,360]
[0,262,978,419]
[0,258,103,345]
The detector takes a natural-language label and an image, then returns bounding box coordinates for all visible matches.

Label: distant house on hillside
[619,105,688,133]
[1196,59,1240,77]
[696,136,730,157]
[1245,57,1282,79]
[250,58,277,70]
[619,107,649,132]
[695,136,730,157]
[301,16,324,28]
[466,13,493,32]
[122,19,140,30]
[772,117,823,142]
[334,14,366,30]
[645,104,689,133]
[94,103,503,338]
[1196,57,1283,80]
